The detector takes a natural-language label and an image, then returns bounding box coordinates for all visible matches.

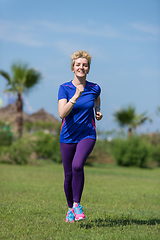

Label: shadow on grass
[78,217,160,229]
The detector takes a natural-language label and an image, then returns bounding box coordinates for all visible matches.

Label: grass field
[0,163,160,240]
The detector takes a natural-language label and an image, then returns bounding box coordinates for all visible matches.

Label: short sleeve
[58,85,67,101]
[95,84,101,99]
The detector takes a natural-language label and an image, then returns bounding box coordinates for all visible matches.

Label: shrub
[111,136,150,167]
[34,131,62,163]
[88,139,114,164]
[0,122,13,146]
[0,138,35,165]
[24,121,61,135]
[137,133,160,166]
[151,144,160,166]
[0,131,62,165]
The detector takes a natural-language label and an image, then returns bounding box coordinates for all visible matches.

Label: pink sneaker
[73,203,86,221]
[65,209,75,223]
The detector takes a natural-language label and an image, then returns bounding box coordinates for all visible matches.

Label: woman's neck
[72,75,86,87]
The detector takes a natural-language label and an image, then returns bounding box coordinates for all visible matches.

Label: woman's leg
[72,138,96,204]
[60,143,77,208]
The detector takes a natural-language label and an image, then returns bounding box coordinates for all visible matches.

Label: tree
[0,63,42,137]
[113,105,152,137]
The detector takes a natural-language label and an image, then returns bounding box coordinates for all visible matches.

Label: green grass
[0,163,160,240]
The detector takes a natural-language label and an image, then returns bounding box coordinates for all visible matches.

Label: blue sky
[0,0,160,134]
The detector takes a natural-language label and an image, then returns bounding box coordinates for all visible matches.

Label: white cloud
[0,19,43,47]
[37,20,120,38]
[0,18,159,49]
[131,23,160,36]
[36,20,160,42]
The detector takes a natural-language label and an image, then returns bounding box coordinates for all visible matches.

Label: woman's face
[72,58,89,77]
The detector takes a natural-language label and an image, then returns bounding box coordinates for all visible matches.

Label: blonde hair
[71,50,92,73]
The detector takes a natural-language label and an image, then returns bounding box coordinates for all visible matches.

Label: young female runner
[58,50,103,222]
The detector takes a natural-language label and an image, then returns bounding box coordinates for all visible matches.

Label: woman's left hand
[95,111,103,121]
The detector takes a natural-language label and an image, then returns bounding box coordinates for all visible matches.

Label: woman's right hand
[75,84,84,99]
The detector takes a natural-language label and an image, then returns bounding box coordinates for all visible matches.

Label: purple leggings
[60,138,95,208]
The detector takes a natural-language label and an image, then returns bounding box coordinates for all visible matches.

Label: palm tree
[113,105,152,137]
[131,111,152,131]
[0,62,42,137]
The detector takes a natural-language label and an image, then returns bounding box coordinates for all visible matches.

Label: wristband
[69,99,76,104]
[95,106,101,111]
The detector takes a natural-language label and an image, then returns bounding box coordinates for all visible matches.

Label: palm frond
[132,111,152,129]
[3,88,15,93]
[1,62,42,95]
[0,70,11,83]
[113,105,136,127]
[12,63,28,83]
[25,68,42,92]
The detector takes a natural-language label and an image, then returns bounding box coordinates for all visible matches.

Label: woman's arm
[94,96,103,121]
[58,84,84,119]
[58,99,75,119]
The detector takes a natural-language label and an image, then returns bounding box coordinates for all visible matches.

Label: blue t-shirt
[58,80,101,143]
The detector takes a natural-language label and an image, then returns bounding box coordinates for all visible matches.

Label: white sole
[75,217,86,221]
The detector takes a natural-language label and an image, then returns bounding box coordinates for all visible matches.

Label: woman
[58,50,103,222]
